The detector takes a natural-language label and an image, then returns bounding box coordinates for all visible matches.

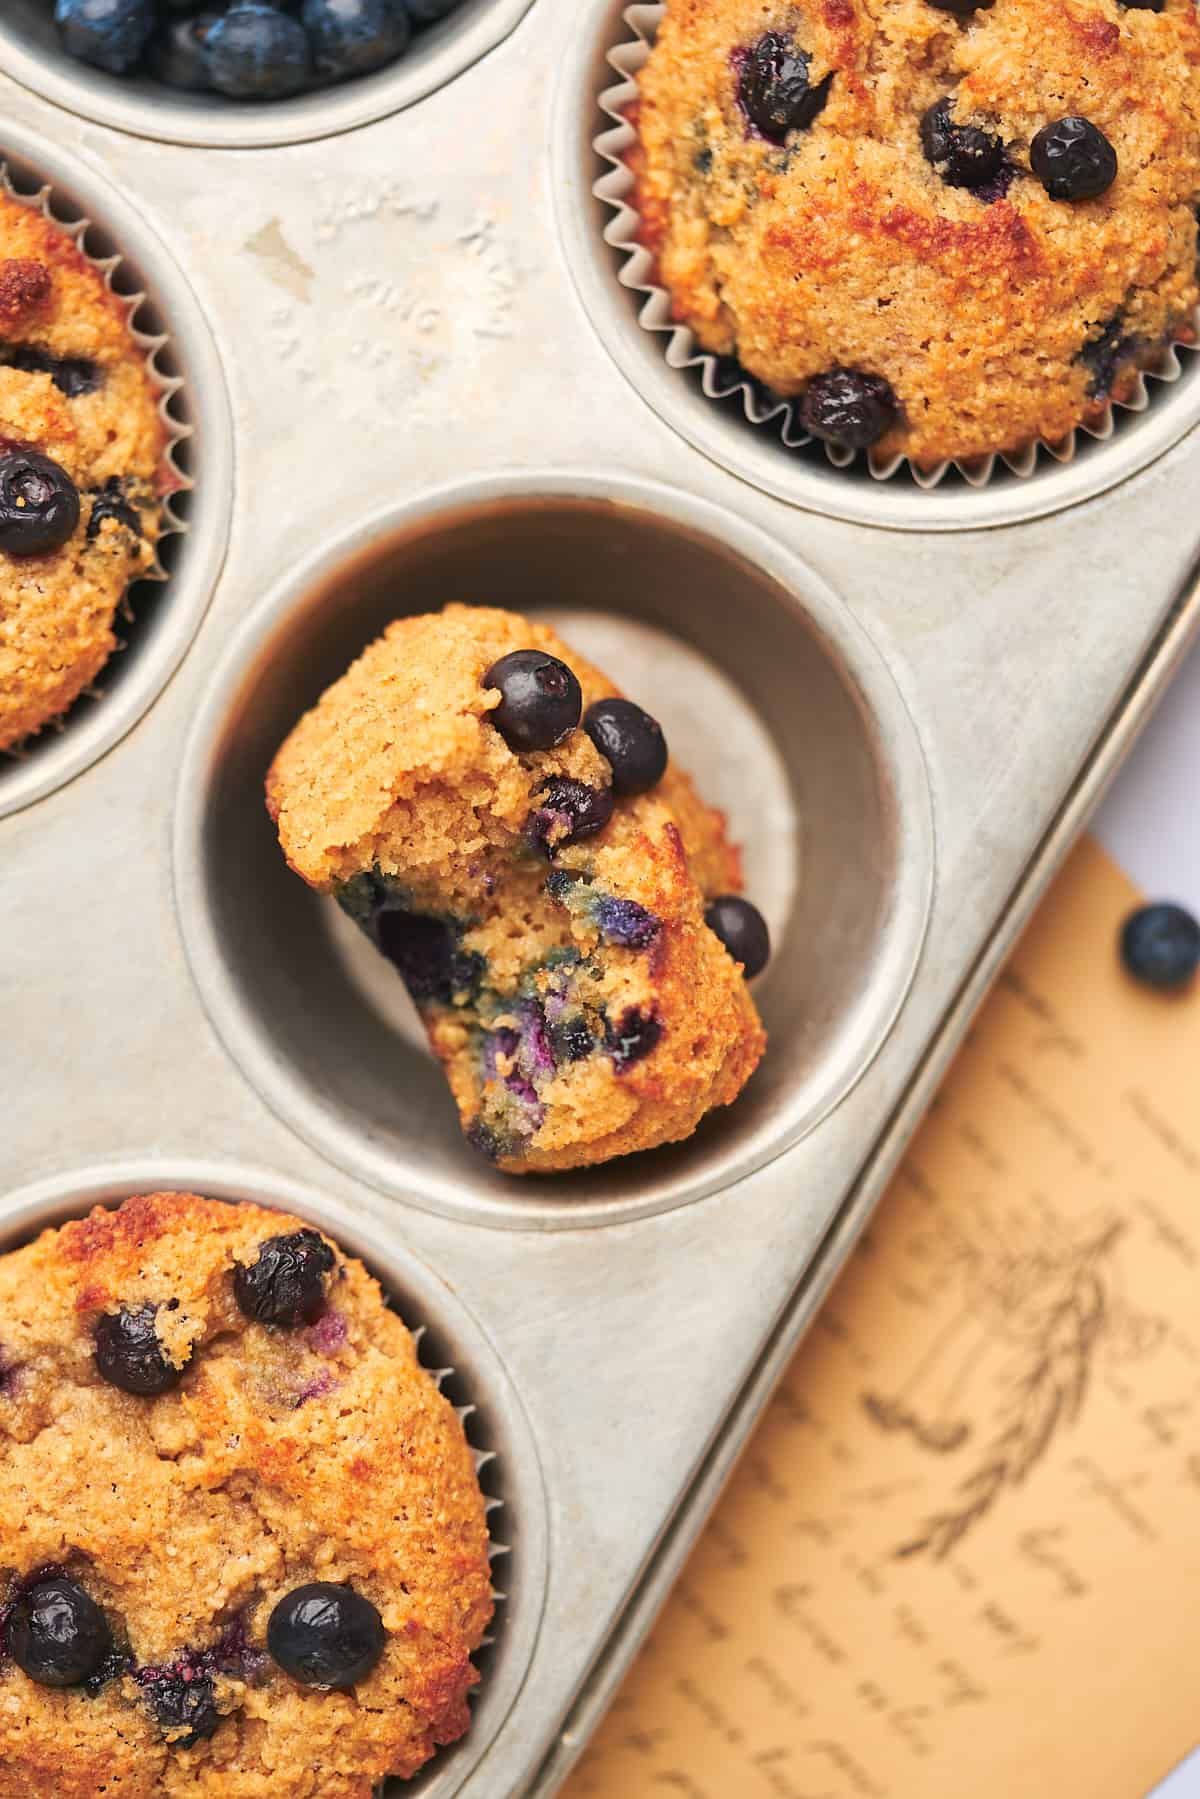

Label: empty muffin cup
[0,1158,548,1798]
[173,471,933,1230]
[0,122,231,818]
[562,1,1200,529]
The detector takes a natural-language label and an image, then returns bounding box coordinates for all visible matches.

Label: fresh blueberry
[737,32,831,141]
[94,1303,185,1396]
[2,347,102,398]
[267,1583,385,1690]
[798,368,898,450]
[1120,903,1200,991]
[403,0,465,19]
[375,908,484,1005]
[526,779,614,857]
[605,1008,663,1071]
[482,650,583,752]
[149,12,220,88]
[87,478,144,542]
[583,698,668,796]
[8,1578,113,1688]
[234,1230,335,1328]
[920,98,1006,191]
[705,895,771,979]
[1030,117,1118,202]
[302,0,411,76]
[0,451,80,558]
[206,4,312,98]
[137,1662,221,1744]
[54,0,156,73]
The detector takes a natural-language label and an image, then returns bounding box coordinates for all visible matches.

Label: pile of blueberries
[51,0,467,99]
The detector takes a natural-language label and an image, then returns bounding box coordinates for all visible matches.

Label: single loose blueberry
[94,1303,184,1396]
[9,1578,113,1689]
[234,1229,335,1328]
[799,368,898,450]
[3,347,102,398]
[54,0,156,73]
[605,1008,663,1071]
[0,451,80,558]
[302,0,411,77]
[268,1583,385,1689]
[583,698,668,796]
[206,4,312,97]
[149,11,220,88]
[705,894,771,979]
[1120,903,1200,991]
[737,32,831,140]
[526,778,615,857]
[1030,117,1117,202]
[920,98,1006,191]
[483,650,583,752]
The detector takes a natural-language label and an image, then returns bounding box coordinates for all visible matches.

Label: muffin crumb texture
[0,1192,493,1797]
[631,0,1200,465]
[267,605,767,1174]
[0,191,167,753]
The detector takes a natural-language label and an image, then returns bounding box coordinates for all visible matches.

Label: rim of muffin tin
[0,1156,549,1799]
[552,0,1200,534]
[0,120,232,821]
[0,0,538,151]
[172,468,935,1233]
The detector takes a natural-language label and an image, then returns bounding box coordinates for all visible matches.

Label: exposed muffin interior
[623,0,1200,468]
[0,1192,494,1797]
[266,604,769,1176]
[0,185,170,753]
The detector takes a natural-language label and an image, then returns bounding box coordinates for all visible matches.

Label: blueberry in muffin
[628,0,1200,465]
[0,1192,493,1794]
[266,605,769,1175]
[0,190,168,753]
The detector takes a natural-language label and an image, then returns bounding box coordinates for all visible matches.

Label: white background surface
[1077,637,1200,1799]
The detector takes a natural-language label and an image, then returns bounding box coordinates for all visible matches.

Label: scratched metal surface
[2,3,1200,1794]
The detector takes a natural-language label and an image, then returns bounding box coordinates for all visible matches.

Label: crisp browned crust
[633,0,1200,465]
[0,194,166,753]
[267,605,766,1175]
[0,1193,493,1797]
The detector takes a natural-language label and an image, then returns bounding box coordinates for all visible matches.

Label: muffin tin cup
[0,0,538,151]
[172,469,934,1231]
[0,1156,549,1799]
[561,0,1200,531]
[0,121,232,819]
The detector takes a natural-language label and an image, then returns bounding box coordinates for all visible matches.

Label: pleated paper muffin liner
[594,2,1200,492]
[0,158,191,755]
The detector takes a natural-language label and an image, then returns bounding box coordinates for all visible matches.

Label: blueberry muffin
[266,605,769,1174]
[629,0,1200,466]
[0,1192,493,1796]
[0,191,168,753]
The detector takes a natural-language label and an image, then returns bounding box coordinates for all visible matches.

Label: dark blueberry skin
[705,895,771,979]
[94,1303,185,1396]
[375,908,485,1005]
[303,0,411,77]
[268,1583,385,1690]
[1120,903,1200,991]
[592,895,661,950]
[605,1008,663,1072]
[149,12,220,88]
[1079,314,1138,401]
[583,698,668,797]
[920,98,1005,191]
[737,32,832,141]
[88,478,144,542]
[0,451,81,558]
[234,1229,335,1328]
[1030,117,1118,202]
[8,1578,113,1689]
[404,0,466,18]
[549,1015,594,1064]
[2,347,102,399]
[54,0,157,73]
[799,368,898,451]
[483,650,583,752]
[138,1665,221,1745]
[527,779,615,857]
[925,0,993,12]
[206,4,312,98]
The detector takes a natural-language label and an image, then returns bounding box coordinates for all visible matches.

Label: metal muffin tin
[3,3,1200,1792]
